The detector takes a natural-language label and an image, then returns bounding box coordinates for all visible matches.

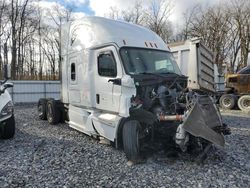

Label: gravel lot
[0,105,249,187]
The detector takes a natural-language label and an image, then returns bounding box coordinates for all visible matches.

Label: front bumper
[182,96,230,147]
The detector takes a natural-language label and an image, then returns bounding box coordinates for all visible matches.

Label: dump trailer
[168,38,217,93]
[219,66,250,112]
[38,17,230,162]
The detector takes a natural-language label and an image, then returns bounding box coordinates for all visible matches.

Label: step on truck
[38,16,230,162]
[0,65,15,139]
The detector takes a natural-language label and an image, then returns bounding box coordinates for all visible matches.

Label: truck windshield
[120,47,182,75]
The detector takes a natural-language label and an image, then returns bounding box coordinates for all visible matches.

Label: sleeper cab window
[98,51,117,77]
[71,63,76,80]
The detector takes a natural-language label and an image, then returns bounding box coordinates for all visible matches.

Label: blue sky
[43,0,222,24]
[49,0,95,15]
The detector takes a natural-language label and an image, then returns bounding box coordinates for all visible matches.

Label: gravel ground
[0,105,249,187]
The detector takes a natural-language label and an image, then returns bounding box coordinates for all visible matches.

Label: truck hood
[130,73,188,87]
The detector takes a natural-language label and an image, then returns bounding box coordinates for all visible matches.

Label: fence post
[11,81,14,103]
[44,82,46,98]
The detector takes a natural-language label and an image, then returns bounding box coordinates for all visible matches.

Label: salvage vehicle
[219,66,250,112]
[0,65,15,139]
[38,17,230,161]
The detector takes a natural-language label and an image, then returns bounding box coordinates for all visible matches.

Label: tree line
[0,0,249,80]
[108,0,250,73]
[0,0,71,80]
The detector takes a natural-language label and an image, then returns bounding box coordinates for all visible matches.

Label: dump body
[169,38,215,92]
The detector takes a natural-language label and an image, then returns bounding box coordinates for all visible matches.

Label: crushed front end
[128,73,230,161]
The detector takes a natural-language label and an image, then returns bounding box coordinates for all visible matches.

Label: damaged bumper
[182,96,229,147]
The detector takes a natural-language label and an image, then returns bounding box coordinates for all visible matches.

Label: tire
[0,115,15,139]
[46,99,60,125]
[237,95,250,112]
[38,98,47,120]
[219,94,236,110]
[122,120,141,161]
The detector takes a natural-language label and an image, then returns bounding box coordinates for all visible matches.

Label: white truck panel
[169,38,215,92]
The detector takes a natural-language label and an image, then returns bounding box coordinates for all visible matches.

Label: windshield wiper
[140,71,181,77]
[155,70,183,77]
[139,72,168,78]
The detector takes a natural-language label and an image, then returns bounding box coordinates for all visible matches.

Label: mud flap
[182,96,225,147]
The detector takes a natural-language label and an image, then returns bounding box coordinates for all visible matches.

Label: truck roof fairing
[61,16,169,53]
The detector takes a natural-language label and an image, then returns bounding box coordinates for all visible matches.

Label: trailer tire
[0,115,15,139]
[238,95,250,112]
[46,99,60,125]
[122,120,141,161]
[219,94,236,110]
[38,98,48,120]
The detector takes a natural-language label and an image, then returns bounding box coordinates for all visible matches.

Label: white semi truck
[38,17,230,161]
[0,65,15,139]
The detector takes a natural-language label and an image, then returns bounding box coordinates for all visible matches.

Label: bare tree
[121,1,145,25]
[230,0,250,69]
[106,0,173,42]
[186,5,232,73]
[145,0,173,42]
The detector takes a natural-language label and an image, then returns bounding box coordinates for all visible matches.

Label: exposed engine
[129,74,230,154]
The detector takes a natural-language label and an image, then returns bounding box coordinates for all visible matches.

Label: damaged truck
[38,17,230,161]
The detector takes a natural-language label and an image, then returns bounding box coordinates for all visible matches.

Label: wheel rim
[38,104,43,116]
[241,98,250,109]
[47,104,53,122]
[222,97,232,108]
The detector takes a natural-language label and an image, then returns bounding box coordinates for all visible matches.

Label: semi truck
[0,65,15,139]
[38,17,230,162]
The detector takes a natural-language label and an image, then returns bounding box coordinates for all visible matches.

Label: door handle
[108,78,121,85]
[96,94,100,104]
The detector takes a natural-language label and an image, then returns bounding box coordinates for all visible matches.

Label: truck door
[94,46,122,113]
[68,55,81,104]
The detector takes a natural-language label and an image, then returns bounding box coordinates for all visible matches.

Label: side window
[71,63,76,80]
[98,52,117,77]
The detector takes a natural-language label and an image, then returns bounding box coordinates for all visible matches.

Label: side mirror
[3,64,11,79]
[0,83,13,95]
[4,83,13,89]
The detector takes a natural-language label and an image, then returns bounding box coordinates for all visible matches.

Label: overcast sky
[41,0,222,25]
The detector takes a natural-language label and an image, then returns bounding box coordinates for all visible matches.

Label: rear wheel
[122,120,141,161]
[38,98,47,120]
[46,99,60,125]
[219,94,236,110]
[0,116,15,139]
[238,95,250,112]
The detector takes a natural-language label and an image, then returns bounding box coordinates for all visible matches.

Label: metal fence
[7,80,60,103]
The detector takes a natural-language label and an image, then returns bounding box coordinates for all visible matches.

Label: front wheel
[122,120,141,161]
[0,116,15,139]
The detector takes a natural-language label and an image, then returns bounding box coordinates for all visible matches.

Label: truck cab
[38,17,230,161]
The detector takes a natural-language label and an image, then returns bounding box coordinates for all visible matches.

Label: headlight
[0,101,14,118]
